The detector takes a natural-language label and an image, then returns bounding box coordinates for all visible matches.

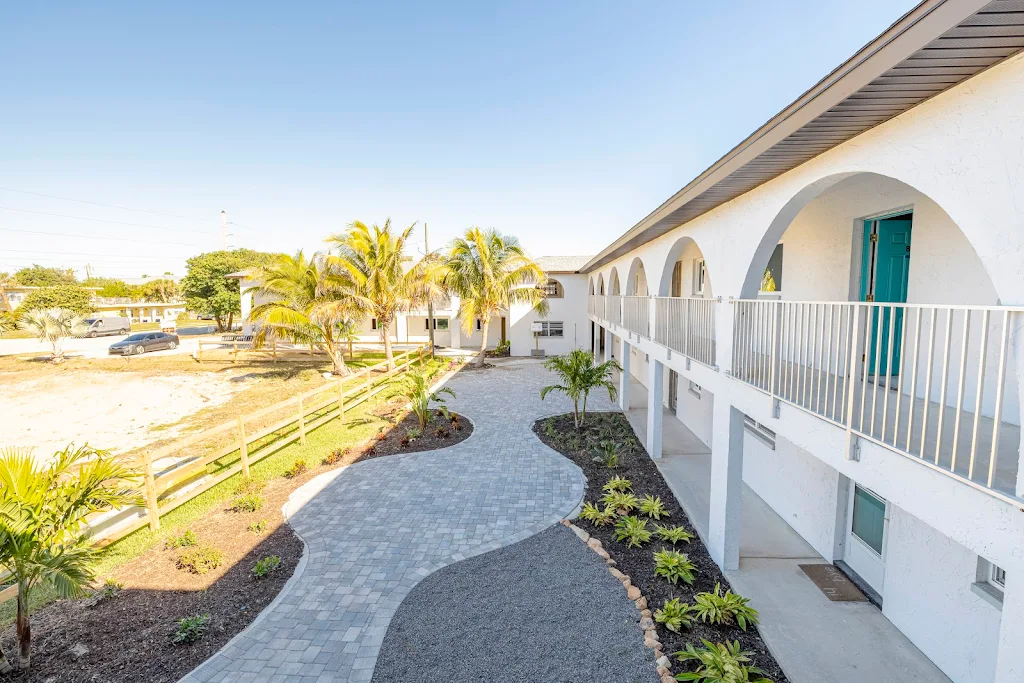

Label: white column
[709,399,744,571]
[1011,312,1024,498]
[995,570,1024,682]
[395,314,409,344]
[646,358,664,459]
[603,327,611,364]
[620,339,631,410]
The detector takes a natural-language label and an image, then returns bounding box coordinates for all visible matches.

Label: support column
[995,570,1024,682]
[619,339,631,410]
[1011,312,1024,498]
[646,358,664,459]
[708,399,744,570]
[603,327,611,364]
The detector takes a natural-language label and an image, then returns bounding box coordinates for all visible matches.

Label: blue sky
[1,1,918,279]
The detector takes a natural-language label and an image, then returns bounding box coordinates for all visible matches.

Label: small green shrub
[284,458,308,479]
[653,548,696,585]
[251,555,281,578]
[602,476,632,492]
[654,597,695,633]
[654,524,694,545]
[231,493,264,513]
[322,447,348,466]
[591,440,621,468]
[579,502,617,527]
[601,490,639,513]
[247,519,268,534]
[176,546,224,575]
[673,639,772,682]
[692,583,760,631]
[542,419,558,438]
[406,426,422,440]
[614,515,652,548]
[164,529,198,549]
[172,614,211,645]
[233,477,265,496]
[435,426,450,438]
[639,494,669,520]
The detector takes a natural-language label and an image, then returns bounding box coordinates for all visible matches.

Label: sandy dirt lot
[1,369,260,460]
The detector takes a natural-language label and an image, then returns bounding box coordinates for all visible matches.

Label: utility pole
[85,263,93,280]
[424,223,435,358]
[220,210,228,250]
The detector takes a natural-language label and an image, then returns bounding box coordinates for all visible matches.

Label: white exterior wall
[509,273,590,356]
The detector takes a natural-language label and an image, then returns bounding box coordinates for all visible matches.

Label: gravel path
[179,358,619,683]
[372,524,658,683]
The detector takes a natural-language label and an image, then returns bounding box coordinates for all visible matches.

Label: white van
[80,316,131,338]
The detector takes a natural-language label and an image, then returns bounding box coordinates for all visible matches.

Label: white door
[844,483,888,594]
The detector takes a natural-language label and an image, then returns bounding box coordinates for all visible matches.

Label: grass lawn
[0,354,452,625]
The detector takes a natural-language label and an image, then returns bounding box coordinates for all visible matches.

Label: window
[693,259,706,296]
[851,485,886,556]
[540,280,564,298]
[973,557,1006,608]
[424,318,449,330]
[990,564,1007,590]
[688,380,702,399]
[476,319,481,331]
[371,318,378,330]
[760,244,784,294]
[743,414,776,449]
[536,321,563,337]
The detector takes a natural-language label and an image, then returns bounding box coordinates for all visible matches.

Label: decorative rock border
[561,520,676,683]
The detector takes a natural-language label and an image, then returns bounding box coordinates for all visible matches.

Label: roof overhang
[582,0,1024,272]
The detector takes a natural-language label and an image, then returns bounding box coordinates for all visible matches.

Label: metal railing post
[844,304,861,460]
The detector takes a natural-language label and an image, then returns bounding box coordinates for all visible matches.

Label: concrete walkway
[180,358,617,683]
[623,373,949,683]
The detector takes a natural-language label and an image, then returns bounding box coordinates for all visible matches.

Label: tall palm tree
[327,220,443,371]
[0,445,138,670]
[444,227,548,367]
[19,308,83,363]
[244,251,362,374]
[540,349,621,428]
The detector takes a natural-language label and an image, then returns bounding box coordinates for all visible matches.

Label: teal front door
[862,214,912,376]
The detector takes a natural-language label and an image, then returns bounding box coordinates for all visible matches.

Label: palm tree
[327,220,443,372]
[19,308,83,363]
[444,227,548,367]
[0,445,138,670]
[540,348,622,428]
[403,370,456,430]
[0,272,13,313]
[244,251,362,374]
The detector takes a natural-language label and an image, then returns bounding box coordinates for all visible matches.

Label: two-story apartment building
[585,1,1024,681]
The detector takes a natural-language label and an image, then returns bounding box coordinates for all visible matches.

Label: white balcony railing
[589,294,604,317]
[606,295,622,326]
[654,296,716,368]
[732,299,1022,499]
[622,296,650,339]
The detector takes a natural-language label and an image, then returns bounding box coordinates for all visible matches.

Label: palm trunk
[16,584,30,669]
[0,286,11,312]
[227,312,234,331]
[581,392,589,427]
[476,318,490,367]
[572,399,580,428]
[382,322,395,372]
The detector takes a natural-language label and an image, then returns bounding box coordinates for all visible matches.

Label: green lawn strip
[0,356,444,627]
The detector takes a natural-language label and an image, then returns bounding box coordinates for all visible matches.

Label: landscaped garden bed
[534,411,787,683]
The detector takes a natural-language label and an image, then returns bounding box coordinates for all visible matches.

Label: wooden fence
[0,343,431,605]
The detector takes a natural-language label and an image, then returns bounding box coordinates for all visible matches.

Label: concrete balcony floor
[620,373,950,683]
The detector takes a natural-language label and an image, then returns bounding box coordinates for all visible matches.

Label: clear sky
[1,1,918,280]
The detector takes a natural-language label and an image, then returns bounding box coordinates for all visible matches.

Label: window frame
[539,280,564,298]
[536,321,564,338]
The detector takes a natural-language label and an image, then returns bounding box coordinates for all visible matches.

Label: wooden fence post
[297,395,307,446]
[237,415,250,477]
[337,377,345,423]
[418,345,424,366]
[197,340,203,362]
[272,339,277,363]
[143,451,161,531]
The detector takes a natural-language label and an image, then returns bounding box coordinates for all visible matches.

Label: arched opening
[609,268,621,296]
[588,278,595,295]
[596,273,605,296]
[657,235,712,298]
[624,257,648,296]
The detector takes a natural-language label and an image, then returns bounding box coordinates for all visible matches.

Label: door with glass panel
[844,483,888,594]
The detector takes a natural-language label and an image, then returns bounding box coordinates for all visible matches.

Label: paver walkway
[180,358,617,683]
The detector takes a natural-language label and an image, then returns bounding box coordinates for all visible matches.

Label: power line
[0,186,217,224]
[0,225,210,247]
[4,247,196,258]
[0,206,219,236]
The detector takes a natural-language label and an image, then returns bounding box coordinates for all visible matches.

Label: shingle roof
[534,255,594,274]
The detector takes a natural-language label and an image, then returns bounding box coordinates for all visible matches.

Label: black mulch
[534,412,788,683]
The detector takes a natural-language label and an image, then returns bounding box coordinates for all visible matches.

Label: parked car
[108,332,180,355]
[79,316,131,338]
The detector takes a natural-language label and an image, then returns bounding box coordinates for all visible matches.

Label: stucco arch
[656,235,712,297]
[608,267,621,296]
[624,257,649,296]
[596,273,605,295]
[588,277,595,295]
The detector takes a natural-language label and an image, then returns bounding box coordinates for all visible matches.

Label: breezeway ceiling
[583,0,1024,272]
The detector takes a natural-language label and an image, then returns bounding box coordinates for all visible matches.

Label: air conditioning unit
[530,349,547,357]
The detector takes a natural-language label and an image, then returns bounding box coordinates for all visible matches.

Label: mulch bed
[356,409,472,460]
[0,407,472,683]
[534,412,788,683]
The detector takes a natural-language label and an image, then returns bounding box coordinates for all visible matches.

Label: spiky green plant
[230,493,264,513]
[674,640,773,682]
[540,349,621,428]
[404,370,455,430]
[654,524,694,545]
[692,584,760,631]
[176,546,223,575]
[247,519,268,535]
[600,490,639,513]
[653,548,697,585]
[639,494,669,520]
[614,515,652,548]
[251,555,281,578]
[0,445,138,670]
[579,502,616,527]
[654,598,695,633]
[602,476,632,493]
[592,440,621,468]
[164,529,198,549]
[17,307,83,363]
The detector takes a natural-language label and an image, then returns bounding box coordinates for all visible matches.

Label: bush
[639,494,669,520]
[20,284,94,316]
[602,476,632,493]
[164,529,198,549]
[284,458,308,479]
[247,519,268,534]
[231,493,264,513]
[600,490,639,513]
[172,614,211,645]
[233,477,265,496]
[176,546,224,575]
[579,502,616,527]
[653,549,696,585]
[591,440,621,468]
[614,515,652,548]
[673,640,772,683]
[435,426,450,438]
[692,584,760,631]
[654,597,695,633]
[322,447,348,466]
[654,524,694,545]
[251,555,281,579]
[406,427,422,440]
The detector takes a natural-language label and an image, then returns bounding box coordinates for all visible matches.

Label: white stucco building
[584,1,1024,681]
